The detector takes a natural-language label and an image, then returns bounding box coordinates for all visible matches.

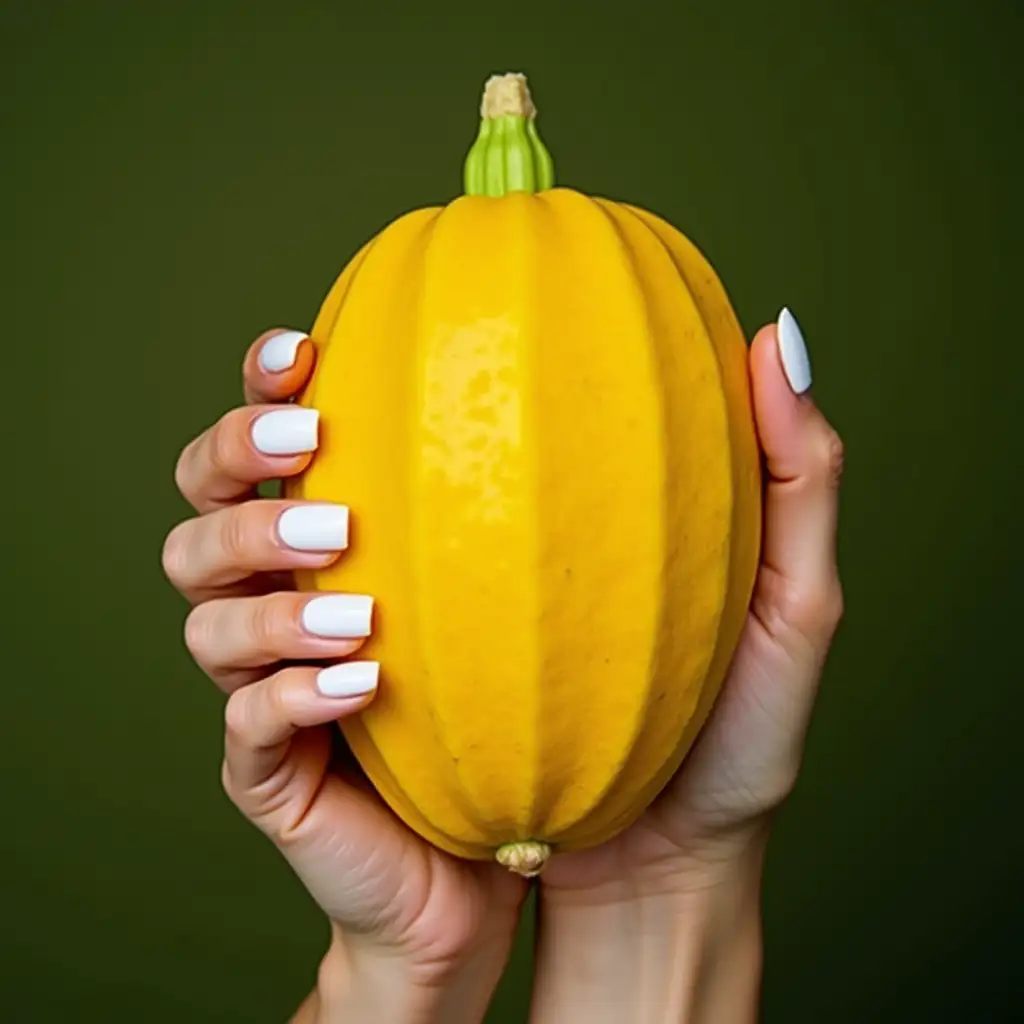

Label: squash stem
[495,840,552,877]
[463,72,555,197]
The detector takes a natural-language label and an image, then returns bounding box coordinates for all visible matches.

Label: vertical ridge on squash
[304,237,381,365]
[520,195,547,843]
[622,206,761,744]
[528,188,665,839]
[414,192,544,844]
[408,201,504,844]
[301,206,494,856]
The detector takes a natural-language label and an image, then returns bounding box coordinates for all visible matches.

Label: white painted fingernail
[777,307,812,395]
[259,330,309,373]
[278,504,349,551]
[302,595,374,638]
[317,661,380,698]
[251,408,319,455]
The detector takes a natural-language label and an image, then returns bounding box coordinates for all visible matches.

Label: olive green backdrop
[4,1,1021,1021]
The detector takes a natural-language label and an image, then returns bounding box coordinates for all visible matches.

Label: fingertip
[223,663,379,784]
[749,320,777,363]
[244,328,316,403]
[749,314,840,489]
[259,330,310,374]
[316,661,380,703]
[749,321,781,394]
[250,405,320,457]
[749,320,805,458]
[751,309,813,397]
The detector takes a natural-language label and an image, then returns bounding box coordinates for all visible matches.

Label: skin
[162,318,843,1024]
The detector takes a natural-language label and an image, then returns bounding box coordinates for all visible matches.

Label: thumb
[750,309,845,648]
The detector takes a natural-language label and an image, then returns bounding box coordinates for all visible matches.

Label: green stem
[463,73,555,197]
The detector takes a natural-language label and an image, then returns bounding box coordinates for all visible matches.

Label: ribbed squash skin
[286,188,761,860]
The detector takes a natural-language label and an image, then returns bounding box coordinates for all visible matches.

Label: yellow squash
[287,73,761,875]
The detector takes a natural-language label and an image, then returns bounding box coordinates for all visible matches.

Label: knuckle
[266,674,292,723]
[824,580,845,629]
[209,409,245,475]
[219,505,255,564]
[790,579,844,639]
[247,596,285,655]
[183,605,214,661]
[223,689,253,745]
[161,522,192,588]
[757,565,845,647]
[173,443,194,501]
[220,758,236,800]
[220,756,246,809]
[819,429,845,490]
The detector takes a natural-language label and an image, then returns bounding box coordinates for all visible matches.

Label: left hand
[163,329,527,1024]
[531,311,845,1022]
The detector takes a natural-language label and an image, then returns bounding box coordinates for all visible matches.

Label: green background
[4,1,1021,1020]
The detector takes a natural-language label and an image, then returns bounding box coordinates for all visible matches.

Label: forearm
[530,835,767,1024]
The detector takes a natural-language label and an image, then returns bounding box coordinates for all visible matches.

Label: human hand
[531,309,845,1023]
[162,330,527,1024]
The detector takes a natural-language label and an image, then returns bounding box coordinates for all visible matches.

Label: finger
[749,309,844,643]
[185,591,374,691]
[222,661,380,804]
[174,403,321,513]
[243,328,317,405]
[162,499,349,600]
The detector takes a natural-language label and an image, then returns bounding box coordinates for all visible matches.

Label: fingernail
[258,330,309,373]
[317,661,380,698]
[251,408,319,455]
[777,307,812,395]
[302,595,374,638]
[278,504,349,551]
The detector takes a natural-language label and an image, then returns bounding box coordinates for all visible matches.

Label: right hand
[161,329,527,1023]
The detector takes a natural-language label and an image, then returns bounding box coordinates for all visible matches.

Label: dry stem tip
[481,72,536,120]
[495,840,552,877]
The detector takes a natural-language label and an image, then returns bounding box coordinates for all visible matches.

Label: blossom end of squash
[495,840,552,877]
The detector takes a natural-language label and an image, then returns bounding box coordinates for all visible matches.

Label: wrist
[310,925,512,1024]
[531,827,769,1024]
